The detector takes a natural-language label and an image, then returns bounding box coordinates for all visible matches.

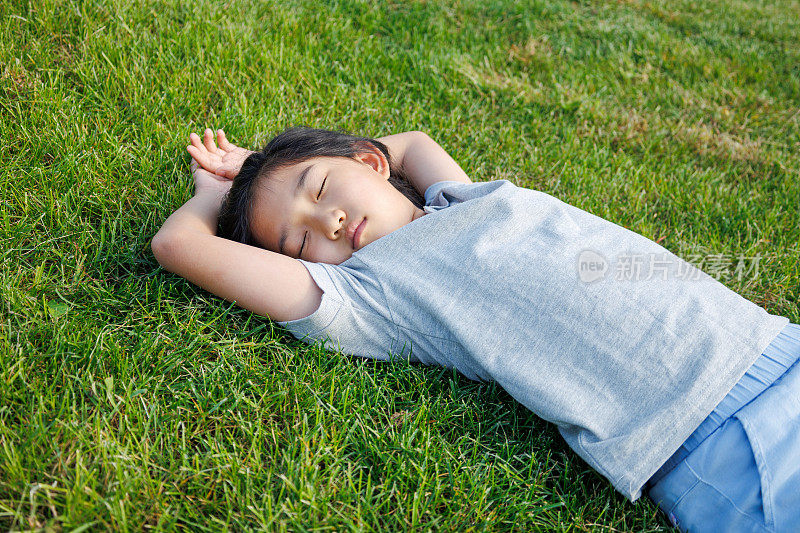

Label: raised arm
[189,128,470,199]
[376,131,472,197]
[152,137,322,322]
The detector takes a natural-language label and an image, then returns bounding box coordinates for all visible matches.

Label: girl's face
[250,150,427,265]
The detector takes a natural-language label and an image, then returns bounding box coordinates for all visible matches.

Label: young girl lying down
[152,126,799,532]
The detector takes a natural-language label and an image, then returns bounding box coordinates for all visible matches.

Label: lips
[348,217,365,249]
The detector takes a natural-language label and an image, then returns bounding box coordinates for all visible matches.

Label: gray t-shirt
[276,179,788,501]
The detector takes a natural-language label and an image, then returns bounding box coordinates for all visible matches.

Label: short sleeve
[275,259,415,362]
[275,260,342,337]
[424,180,470,206]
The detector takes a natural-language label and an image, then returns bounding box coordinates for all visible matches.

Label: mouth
[351,217,366,249]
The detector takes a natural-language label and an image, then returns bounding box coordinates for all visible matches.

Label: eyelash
[298,177,327,259]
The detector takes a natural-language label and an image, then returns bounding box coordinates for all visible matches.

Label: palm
[187,129,254,180]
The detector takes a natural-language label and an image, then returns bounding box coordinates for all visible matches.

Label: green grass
[2,0,799,530]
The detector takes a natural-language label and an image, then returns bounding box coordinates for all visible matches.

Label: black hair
[218,126,425,247]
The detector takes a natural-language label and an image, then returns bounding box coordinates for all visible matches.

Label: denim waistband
[647,321,800,489]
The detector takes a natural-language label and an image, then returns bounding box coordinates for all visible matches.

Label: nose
[321,209,346,240]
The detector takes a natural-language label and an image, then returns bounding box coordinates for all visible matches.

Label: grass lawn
[2,0,798,530]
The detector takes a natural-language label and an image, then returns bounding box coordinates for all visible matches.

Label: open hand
[187,128,254,180]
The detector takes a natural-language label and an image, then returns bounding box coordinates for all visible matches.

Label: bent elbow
[151,231,183,271]
[411,130,430,141]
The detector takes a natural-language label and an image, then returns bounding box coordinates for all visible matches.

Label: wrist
[194,185,230,202]
[190,187,228,220]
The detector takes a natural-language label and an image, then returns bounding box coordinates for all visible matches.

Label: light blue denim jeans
[646,322,800,532]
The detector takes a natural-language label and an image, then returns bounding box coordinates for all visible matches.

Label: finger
[217,129,234,151]
[187,145,218,172]
[218,166,236,180]
[203,128,220,154]
[189,132,206,152]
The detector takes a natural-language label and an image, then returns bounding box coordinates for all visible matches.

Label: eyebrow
[278,163,314,256]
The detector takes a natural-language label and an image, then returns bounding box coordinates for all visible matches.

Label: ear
[353,142,390,180]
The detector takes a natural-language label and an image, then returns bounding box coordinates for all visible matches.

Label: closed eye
[299,176,327,259]
[317,176,326,199]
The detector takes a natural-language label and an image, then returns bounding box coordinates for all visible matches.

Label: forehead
[253,154,356,205]
[249,166,299,251]
[249,158,329,252]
